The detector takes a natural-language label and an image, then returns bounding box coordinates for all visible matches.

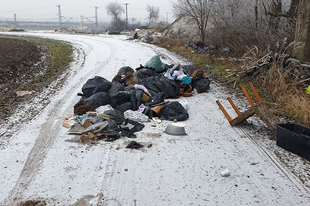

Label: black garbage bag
[160,101,189,121]
[133,32,139,39]
[121,127,137,138]
[181,65,197,76]
[117,66,134,76]
[100,119,121,141]
[74,96,91,115]
[143,76,180,98]
[135,89,144,109]
[83,92,110,110]
[108,82,125,96]
[128,119,145,132]
[124,87,139,111]
[164,64,174,71]
[109,91,132,108]
[120,119,145,138]
[192,77,211,93]
[134,68,158,81]
[115,102,133,113]
[104,109,125,125]
[81,76,111,97]
[145,91,165,106]
[126,141,144,149]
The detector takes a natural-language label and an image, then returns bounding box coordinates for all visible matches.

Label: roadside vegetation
[154,32,310,127]
[156,0,310,127]
[0,35,73,120]
[7,36,73,91]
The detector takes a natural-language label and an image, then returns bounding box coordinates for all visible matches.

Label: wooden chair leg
[241,84,254,107]
[249,82,262,104]
[216,100,232,122]
[227,97,241,115]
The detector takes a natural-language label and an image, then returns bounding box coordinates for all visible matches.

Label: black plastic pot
[275,123,310,160]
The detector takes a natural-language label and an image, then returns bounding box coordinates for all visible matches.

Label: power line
[62,7,94,14]
[0,5,55,13]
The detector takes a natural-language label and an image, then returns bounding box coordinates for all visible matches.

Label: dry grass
[157,37,187,50]
[262,63,310,126]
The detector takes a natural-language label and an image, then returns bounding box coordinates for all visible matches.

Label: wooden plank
[229,106,256,126]
[254,104,280,133]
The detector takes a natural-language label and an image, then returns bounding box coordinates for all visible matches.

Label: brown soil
[0,37,48,119]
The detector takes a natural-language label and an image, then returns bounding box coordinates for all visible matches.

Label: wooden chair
[216,82,280,133]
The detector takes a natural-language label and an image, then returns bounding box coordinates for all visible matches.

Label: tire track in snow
[205,122,280,205]
[198,97,309,205]
[2,34,164,205]
[183,92,278,205]
[3,35,118,205]
[236,126,310,200]
[202,112,309,205]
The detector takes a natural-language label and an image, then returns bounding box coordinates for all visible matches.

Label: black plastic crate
[275,123,310,160]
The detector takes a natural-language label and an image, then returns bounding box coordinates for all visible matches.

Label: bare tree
[128,18,141,30]
[255,0,259,28]
[293,0,310,61]
[106,2,125,30]
[172,0,212,42]
[146,4,160,28]
[288,0,299,18]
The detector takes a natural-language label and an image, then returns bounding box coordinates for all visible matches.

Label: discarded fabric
[126,141,144,149]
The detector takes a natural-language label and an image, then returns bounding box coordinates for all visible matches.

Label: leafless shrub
[158,37,187,48]
[153,21,169,33]
[262,59,310,126]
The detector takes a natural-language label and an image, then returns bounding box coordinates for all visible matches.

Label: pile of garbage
[127,31,163,44]
[63,55,210,145]
[245,53,310,83]
[188,42,230,55]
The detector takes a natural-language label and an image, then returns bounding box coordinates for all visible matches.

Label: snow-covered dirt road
[0,32,309,206]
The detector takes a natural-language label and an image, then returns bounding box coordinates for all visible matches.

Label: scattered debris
[125,141,144,149]
[220,169,231,177]
[16,90,35,97]
[250,162,259,165]
[80,132,99,144]
[239,53,310,87]
[107,30,121,35]
[188,42,230,54]
[17,200,46,206]
[63,116,76,128]
[68,123,87,135]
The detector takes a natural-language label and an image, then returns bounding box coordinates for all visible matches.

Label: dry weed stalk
[263,61,310,126]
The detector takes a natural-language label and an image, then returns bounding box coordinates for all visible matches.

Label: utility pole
[124,3,129,29]
[80,15,84,31]
[95,6,99,27]
[14,13,17,27]
[56,5,62,28]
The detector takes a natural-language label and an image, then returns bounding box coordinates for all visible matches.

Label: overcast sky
[0,0,177,24]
